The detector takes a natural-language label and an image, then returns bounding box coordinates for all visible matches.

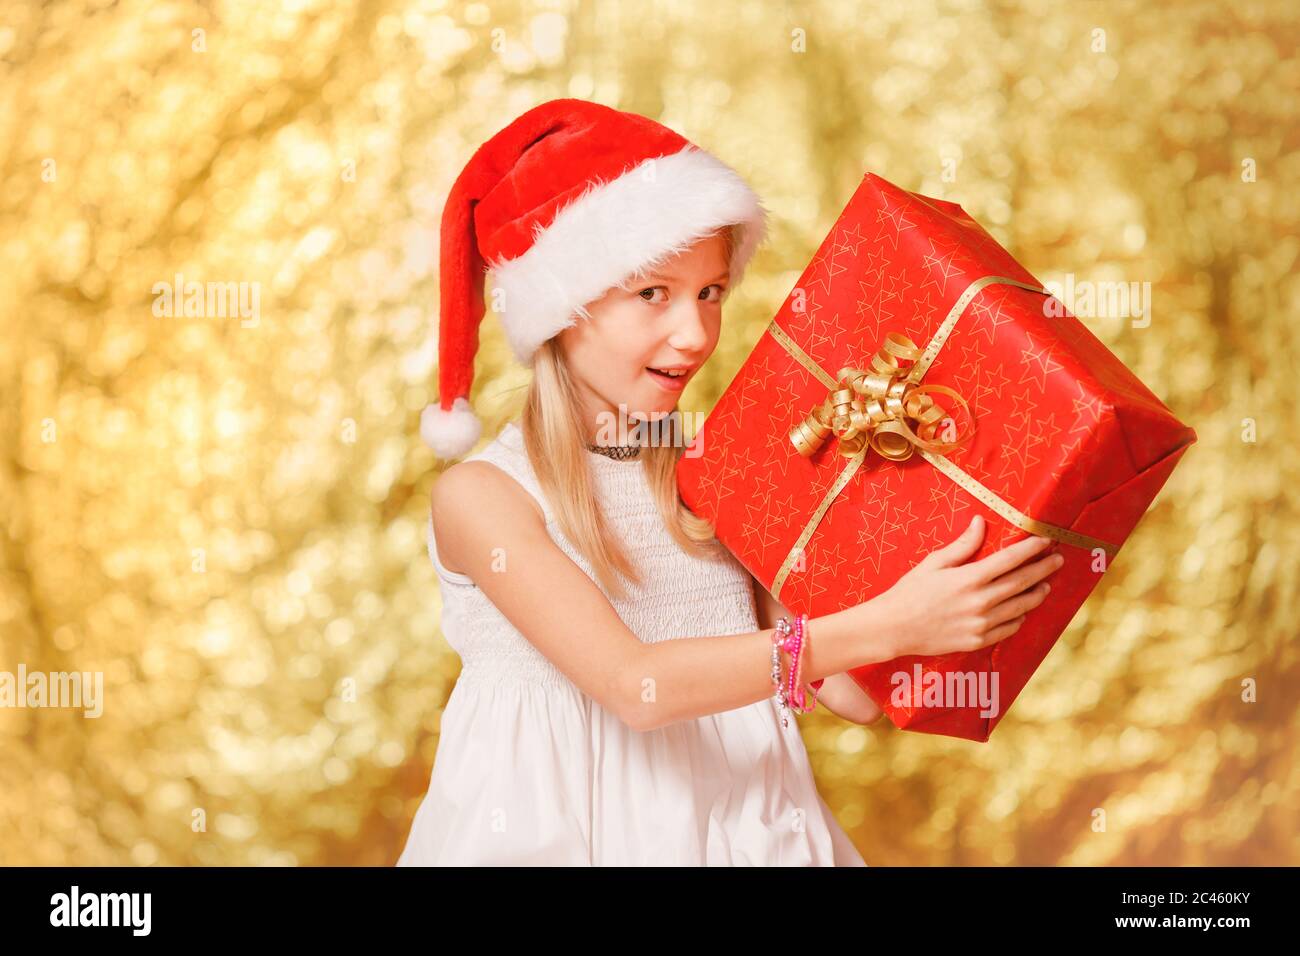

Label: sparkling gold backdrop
[1,0,1295,866]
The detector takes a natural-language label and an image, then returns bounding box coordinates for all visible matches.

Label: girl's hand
[874,515,1064,659]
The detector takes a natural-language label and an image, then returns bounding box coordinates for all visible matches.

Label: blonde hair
[518,225,740,601]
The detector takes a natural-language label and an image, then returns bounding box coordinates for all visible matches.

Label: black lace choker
[585,442,641,461]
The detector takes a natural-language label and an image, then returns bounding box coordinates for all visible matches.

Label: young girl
[398,99,1061,866]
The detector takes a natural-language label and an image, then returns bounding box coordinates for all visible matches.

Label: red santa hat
[420,97,769,459]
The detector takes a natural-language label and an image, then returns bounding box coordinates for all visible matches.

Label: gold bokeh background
[1,0,1295,866]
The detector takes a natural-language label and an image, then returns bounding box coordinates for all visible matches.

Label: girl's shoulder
[429,454,548,581]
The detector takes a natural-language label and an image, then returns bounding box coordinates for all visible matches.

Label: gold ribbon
[767,275,1120,603]
[789,330,975,462]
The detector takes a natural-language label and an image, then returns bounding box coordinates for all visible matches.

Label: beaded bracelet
[769,625,792,727]
[784,618,803,711]
[789,614,822,713]
[771,614,821,726]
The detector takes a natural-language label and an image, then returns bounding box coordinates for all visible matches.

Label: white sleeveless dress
[397,420,866,866]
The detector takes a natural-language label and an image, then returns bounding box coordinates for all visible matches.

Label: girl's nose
[667,299,710,352]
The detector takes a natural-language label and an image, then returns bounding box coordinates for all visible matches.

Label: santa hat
[420,98,769,459]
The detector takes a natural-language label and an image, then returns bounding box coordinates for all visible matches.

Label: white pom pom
[420,397,482,459]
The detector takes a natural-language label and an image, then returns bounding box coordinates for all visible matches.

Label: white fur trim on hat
[487,145,768,366]
[420,396,482,459]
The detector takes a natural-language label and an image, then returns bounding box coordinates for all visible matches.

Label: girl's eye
[637,284,726,304]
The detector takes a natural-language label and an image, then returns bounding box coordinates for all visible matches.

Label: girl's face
[558,230,731,438]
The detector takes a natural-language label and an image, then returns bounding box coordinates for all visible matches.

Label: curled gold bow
[789,331,976,461]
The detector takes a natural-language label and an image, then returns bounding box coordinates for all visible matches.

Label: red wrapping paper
[677,172,1197,742]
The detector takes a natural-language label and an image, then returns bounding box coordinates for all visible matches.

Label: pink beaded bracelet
[771,613,820,724]
[789,614,820,713]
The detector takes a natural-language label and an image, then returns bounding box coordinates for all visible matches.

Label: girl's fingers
[978,615,1026,647]
[925,515,986,568]
[986,581,1051,627]
[984,552,1065,606]
[969,534,1054,583]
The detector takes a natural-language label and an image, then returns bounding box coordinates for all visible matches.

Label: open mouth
[646,367,691,389]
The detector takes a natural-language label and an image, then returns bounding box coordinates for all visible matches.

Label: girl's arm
[432,461,898,734]
[750,574,884,725]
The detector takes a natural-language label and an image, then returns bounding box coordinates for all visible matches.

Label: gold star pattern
[859,246,886,284]
[802,563,831,611]
[1007,386,1040,428]
[766,490,800,535]
[809,455,848,502]
[739,497,783,567]
[834,221,869,257]
[905,287,943,343]
[746,352,777,392]
[911,523,947,558]
[954,355,998,421]
[709,376,760,437]
[765,416,801,459]
[746,464,780,510]
[768,331,822,391]
[1049,433,1086,483]
[765,376,802,424]
[715,458,746,506]
[925,477,972,532]
[784,286,825,337]
[856,477,890,521]
[956,457,1003,504]
[996,418,1042,490]
[837,340,881,383]
[783,303,812,339]
[880,266,914,304]
[969,297,1018,347]
[806,241,848,297]
[787,542,831,611]
[919,237,962,298]
[817,489,855,541]
[976,360,1012,402]
[814,538,851,580]
[1069,379,1108,434]
[1018,332,1066,391]
[856,513,902,575]
[958,455,1000,493]
[888,499,921,537]
[801,322,834,370]
[855,277,898,341]
[842,563,879,606]
[956,336,987,376]
[692,436,732,511]
[761,440,795,481]
[727,444,759,485]
[980,514,1019,553]
[807,311,846,369]
[873,193,919,250]
[1026,411,1063,452]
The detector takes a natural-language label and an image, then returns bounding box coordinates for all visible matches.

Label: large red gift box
[677,172,1197,742]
